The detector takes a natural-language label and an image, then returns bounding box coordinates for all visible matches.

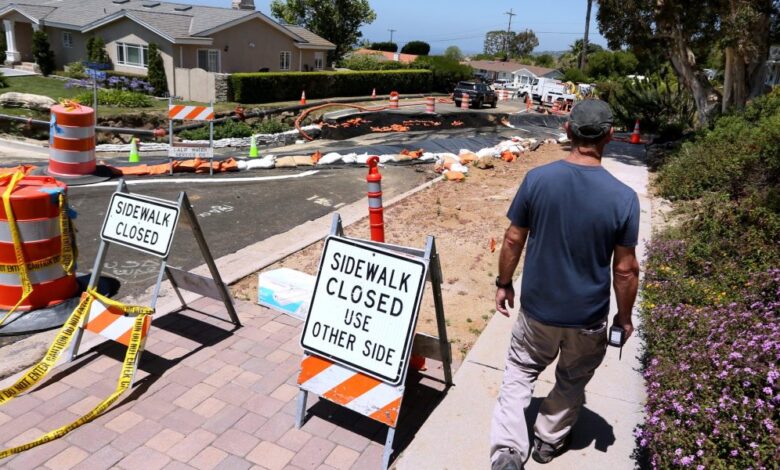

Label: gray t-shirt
[507,159,640,327]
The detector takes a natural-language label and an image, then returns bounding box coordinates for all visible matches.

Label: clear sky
[188,0,608,55]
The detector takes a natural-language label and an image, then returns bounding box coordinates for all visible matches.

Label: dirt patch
[320,111,504,140]
[230,143,565,362]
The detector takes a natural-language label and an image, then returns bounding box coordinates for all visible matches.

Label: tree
[86,36,111,65]
[147,43,168,97]
[533,53,556,68]
[31,31,55,76]
[401,41,430,55]
[597,0,780,125]
[444,46,464,62]
[581,0,593,69]
[513,29,539,57]
[370,41,398,52]
[586,50,639,79]
[270,0,376,61]
[483,30,538,58]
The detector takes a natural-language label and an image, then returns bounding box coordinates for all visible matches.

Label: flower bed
[638,89,780,468]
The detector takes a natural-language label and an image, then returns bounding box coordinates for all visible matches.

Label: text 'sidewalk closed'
[301,237,426,385]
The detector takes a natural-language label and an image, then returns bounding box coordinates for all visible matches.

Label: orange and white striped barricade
[66,179,240,364]
[296,213,453,470]
[168,100,216,175]
[425,96,436,113]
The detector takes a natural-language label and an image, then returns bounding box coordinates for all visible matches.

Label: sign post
[295,214,453,470]
[168,99,215,175]
[66,179,239,370]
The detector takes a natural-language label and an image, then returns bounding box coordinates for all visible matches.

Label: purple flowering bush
[639,91,780,468]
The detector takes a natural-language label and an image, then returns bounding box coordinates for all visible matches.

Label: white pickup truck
[516,77,576,107]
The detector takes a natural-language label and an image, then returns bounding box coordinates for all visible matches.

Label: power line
[504,8,517,56]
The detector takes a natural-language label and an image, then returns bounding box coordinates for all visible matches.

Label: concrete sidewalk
[394,141,651,470]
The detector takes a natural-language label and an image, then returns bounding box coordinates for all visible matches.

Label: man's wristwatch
[495,276,513,289]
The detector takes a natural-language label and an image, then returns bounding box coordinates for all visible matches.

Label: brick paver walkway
[0,297,447,469]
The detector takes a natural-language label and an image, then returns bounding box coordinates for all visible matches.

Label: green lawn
[3,75,81,100]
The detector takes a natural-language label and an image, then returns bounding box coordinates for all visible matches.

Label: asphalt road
[67,165,434,302]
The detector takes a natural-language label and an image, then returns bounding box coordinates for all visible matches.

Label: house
[465,59,562,87]
[351,48,418,64]
[0,0,335,93]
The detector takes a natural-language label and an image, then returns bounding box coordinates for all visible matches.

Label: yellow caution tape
[0,172,32,326]
[0,254,62,274]
[58,192,76,276]
[0,289,153,458]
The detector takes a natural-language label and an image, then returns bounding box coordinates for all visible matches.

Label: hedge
[230,70,433,104]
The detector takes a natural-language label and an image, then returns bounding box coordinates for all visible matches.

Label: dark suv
[453,81,498,109]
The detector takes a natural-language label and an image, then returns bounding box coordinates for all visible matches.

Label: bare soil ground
[230,143,564,363]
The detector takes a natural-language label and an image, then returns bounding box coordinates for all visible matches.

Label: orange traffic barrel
[425,96,436,113]
[389,91,399,109]
[0,175,78,311]
[48,103,96,177]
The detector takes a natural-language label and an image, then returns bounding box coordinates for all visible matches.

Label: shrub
[370,42,397,53]
[31,31,55,76]
[411,56,472,92]
[63,61,86,79]
[74,89,153,107]
[146,43,168,97]
[658,88,780,201]
[254,119,291,134]
[401,41,430,55]
[341,53,408,71]
[602,68,696,139]
[230,70,432,103]
[0,71,7,88]
[178,118,291,140]
[86,36,111,66]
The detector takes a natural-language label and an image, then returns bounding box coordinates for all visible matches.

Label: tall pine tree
[31,30,55,76]
[146,43,168,97]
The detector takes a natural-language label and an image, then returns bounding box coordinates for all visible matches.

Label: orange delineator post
[425,96,436,113]
[366,156,384,243]
[460,91,470,109]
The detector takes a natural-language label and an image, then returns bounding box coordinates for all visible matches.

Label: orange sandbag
[501,150,515,162]
[459,152,478,164]
[116,164,150,175]
[445,171,465,181]
[311,151,322,163]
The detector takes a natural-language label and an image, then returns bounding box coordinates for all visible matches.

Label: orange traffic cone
[300,91,306,105]
[371,88,376,98]
[630,119,641,144]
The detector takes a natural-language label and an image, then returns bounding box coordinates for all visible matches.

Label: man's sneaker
[531,434,571,464]
[492,448,523,470]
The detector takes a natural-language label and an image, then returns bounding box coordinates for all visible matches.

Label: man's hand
[495,286,515,317]
[611,313,634,341]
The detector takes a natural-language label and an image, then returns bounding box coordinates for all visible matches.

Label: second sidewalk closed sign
[301,236,427,385]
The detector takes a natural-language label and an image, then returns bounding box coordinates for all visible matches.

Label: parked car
[491,79,511,90]
[453,81,498,108]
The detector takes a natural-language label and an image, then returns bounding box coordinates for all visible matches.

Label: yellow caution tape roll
[0,172,32,326]
[0,289,153,458]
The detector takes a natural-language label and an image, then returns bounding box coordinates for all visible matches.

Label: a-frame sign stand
[65,178,239,380]
[295,213,453,470]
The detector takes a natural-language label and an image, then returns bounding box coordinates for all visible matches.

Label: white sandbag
[236,160,248,171]
[318,152,342,165]
[246,155,275,169]
[420,152,436,161]
[476,147,499,159]
[356,153,371,164]
[341,153,357,164]
[450,163,469,173]
[379,154,395,163]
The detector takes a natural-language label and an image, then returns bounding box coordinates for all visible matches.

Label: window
[279,51,291,71]
[314,52,324,70]
[197,49,220,72]
[62,32,73,49]
[116,42,149,67]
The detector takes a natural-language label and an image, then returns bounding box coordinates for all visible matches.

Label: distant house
[768,45,780,87]
[0,0,335,92]
[465,59,562,86]
[351,48,418,64]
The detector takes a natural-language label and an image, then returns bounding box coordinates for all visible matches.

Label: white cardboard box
[257,268,315,321]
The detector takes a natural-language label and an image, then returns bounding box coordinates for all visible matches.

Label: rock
[0,92,57,111]
[474,157,495,170]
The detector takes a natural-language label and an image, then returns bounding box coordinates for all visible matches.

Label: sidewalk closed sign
[301,236,427,385]
[101,193,180,258]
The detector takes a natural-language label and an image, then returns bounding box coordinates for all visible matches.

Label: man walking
[490,100,640,469]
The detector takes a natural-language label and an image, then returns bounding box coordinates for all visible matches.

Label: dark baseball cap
[568,99,613,140]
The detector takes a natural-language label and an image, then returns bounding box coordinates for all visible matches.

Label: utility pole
[580,0,592,70]
[388,28,396,45]
[503,8,516,61]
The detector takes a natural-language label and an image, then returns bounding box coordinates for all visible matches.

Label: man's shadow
[526,397,616,452]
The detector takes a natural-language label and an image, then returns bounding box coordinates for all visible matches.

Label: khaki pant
[490,310,607,464]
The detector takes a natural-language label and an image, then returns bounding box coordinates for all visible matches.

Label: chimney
[231,0,254,10]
